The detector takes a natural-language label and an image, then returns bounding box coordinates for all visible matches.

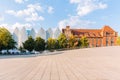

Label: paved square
[0,46,120,80]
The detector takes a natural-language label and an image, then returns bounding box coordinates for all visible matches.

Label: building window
[96,38,98,47]
[106,32,110,37]
[111,37,114,46]
[100,38,102,46]
[106,37,109,46]
[92,38,94,47]
[115,32,117,37]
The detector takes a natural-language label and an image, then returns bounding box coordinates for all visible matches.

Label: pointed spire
[37,27,46,40]
[18,27,28,47]
[13,27,19,48]
[30,28,36,39]
[54,27,61,39]
[46,28,53,40]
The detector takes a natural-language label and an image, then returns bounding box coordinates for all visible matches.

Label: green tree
[67,34,76,48]
[80,36,89,48]
[7,38,16,50]
[77,39,82,47]
[23,36,35,52]
[34,37,45,52]
[0,27,16,51]
[57,33,67,48]
[55,40,60,49]
[19,46,26,53]
[0,40,3,51]
[46,38,56,50]
[117,36,120,45]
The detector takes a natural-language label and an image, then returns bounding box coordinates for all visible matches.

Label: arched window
[96,38,98,47]
[111,37,114,46]
[92,38,94,47]
[106,37,109,46]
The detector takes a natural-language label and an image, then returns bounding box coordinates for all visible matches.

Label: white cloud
[27,3,43,12]
[6,3,43,17]
[6,3,44,22]
[0,15,4,21]
[15,0,28,4]
[12,22,32,29]
[70,0,81,3]
[70,0,107,16]
[0,23,32,33]
[25,13,44,22]
[57,0,107,30]
[58,16,96,30]
[0,24,14,33]
[0,24,8,28]
[48,6,54,14]
[6,10,16,16]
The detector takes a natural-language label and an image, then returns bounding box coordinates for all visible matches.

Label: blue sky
[0,0,120,34]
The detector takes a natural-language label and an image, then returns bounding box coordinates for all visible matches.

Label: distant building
[12,27,61,48]
[29,28,36,39]
[53,27,61,39]
[62,26,118,47]
[13,27,19,48]
[46,28,53,40]
[18,27,28,47]
[36,27,46,40]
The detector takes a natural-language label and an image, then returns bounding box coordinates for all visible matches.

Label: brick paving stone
[0,46,120,80]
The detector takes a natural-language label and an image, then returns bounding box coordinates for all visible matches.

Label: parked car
[1,50,7,54]
[9,49,20,55]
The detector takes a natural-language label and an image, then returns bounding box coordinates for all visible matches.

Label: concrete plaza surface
[0,46,120,80]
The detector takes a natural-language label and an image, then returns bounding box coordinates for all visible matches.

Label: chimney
[66,26,70,29]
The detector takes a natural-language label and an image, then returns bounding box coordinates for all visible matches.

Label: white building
[13,27,19,48]
[29,28,36,39]
[36,27,46,40]
[18,27,28,47]
[46,28,53,40]
[54,27,61,39]
[12,27,61,48]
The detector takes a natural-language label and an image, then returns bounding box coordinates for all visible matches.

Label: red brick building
[62,26,118,47]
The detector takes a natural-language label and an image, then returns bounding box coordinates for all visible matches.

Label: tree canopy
[23,36,35,52]
[117,36,120,45]
[67,34,76,48]
[0,27,16,51]
[57,33,67,48]
[46,38,56,50]
[80,36,89,48]
[34,37,45,51]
